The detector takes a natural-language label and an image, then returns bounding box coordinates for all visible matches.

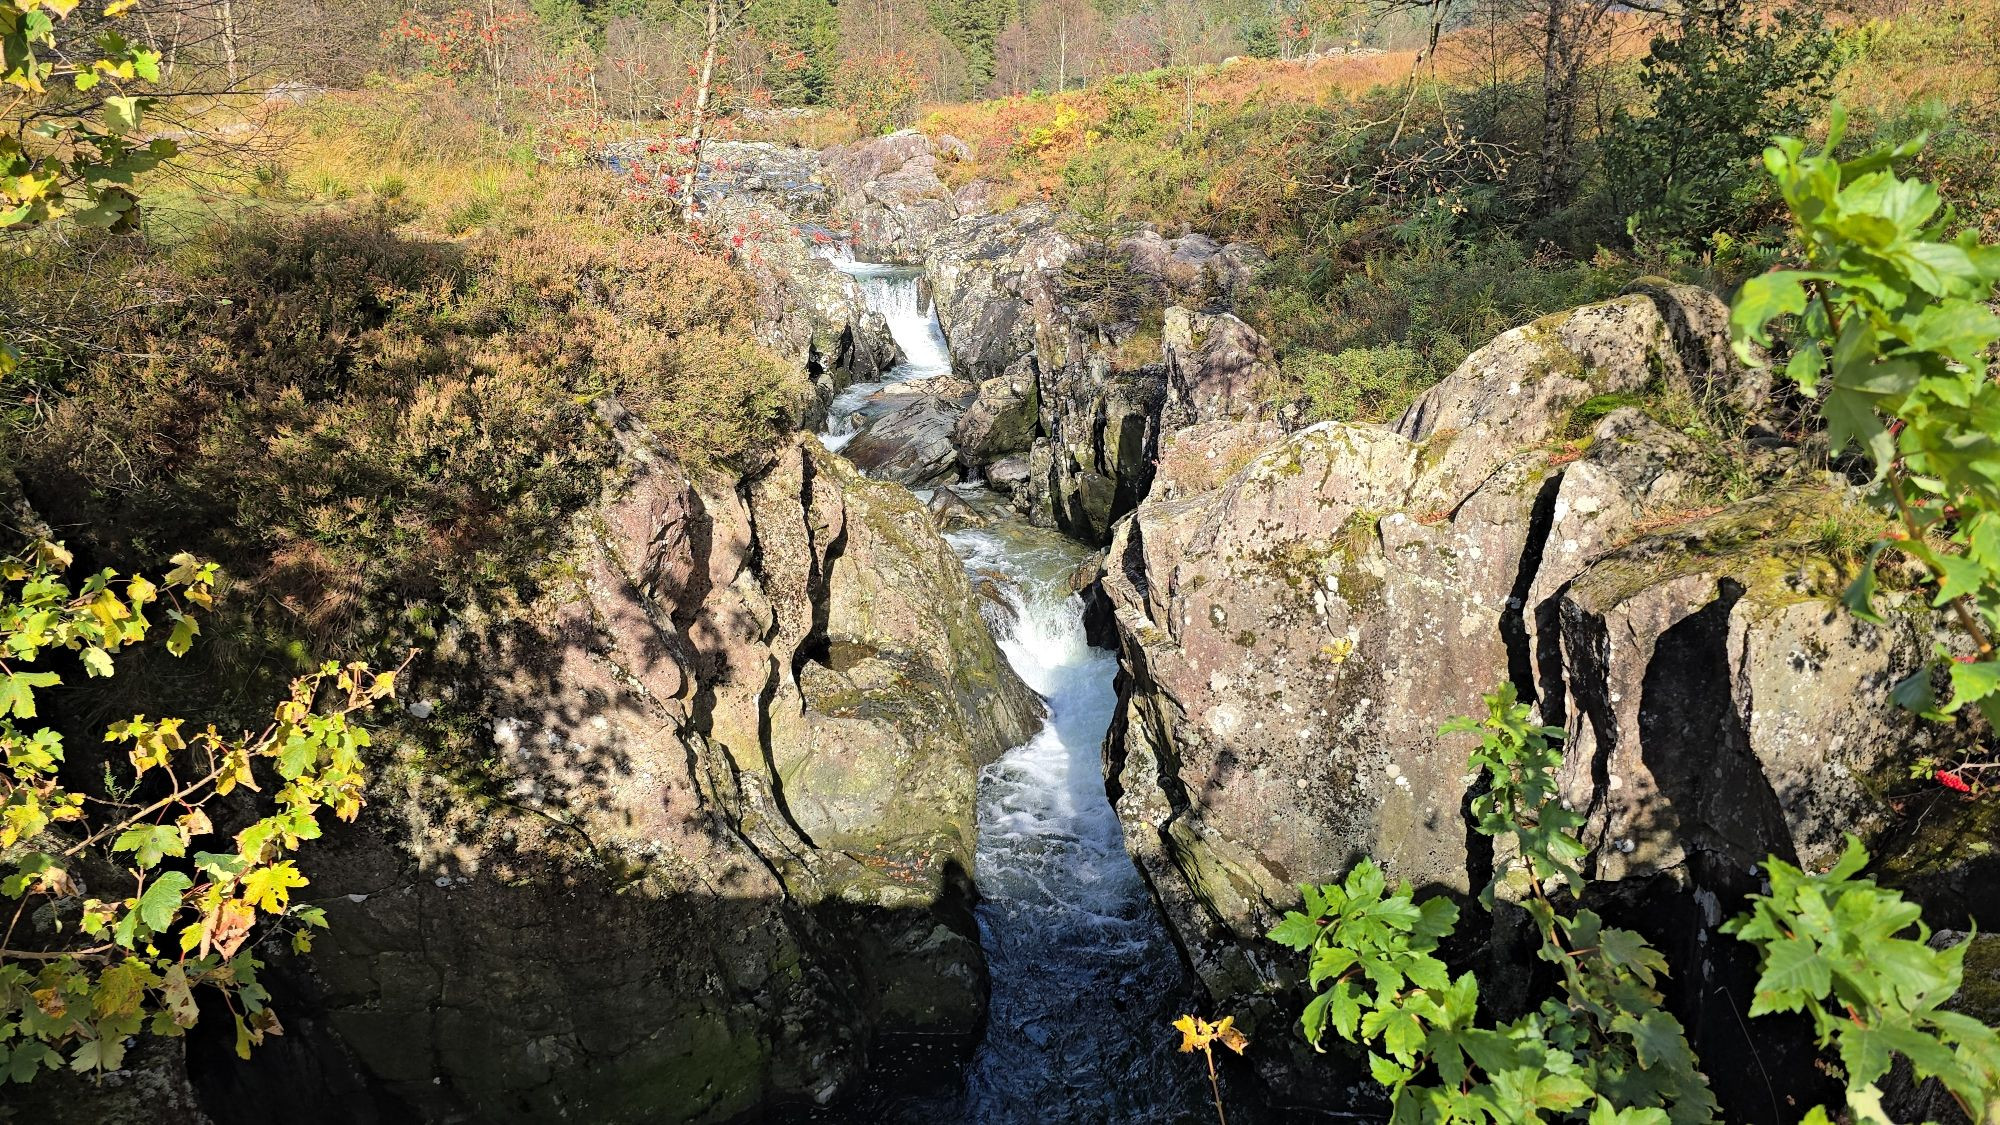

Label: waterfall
[946,523,1205,1124]
[833,261,954,379]
[808,248,1206,1123]
[815,255,958,451]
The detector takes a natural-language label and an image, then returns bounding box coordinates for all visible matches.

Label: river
[814,256,1210,1124]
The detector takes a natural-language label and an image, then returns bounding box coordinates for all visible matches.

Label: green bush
[1255,233,1632,410]
[1283,344,1423,424]
[1605,1,1838,249]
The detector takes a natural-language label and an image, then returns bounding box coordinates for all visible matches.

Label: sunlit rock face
[1094,283,1982,1112]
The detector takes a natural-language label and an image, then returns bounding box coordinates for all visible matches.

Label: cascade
[816,252,956,451]
[815,256,1208,1124]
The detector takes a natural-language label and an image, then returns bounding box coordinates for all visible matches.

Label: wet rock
[842,397,967,487]
[926,205,1076,383]
[984,454,1031,496]
[926,489,987,532]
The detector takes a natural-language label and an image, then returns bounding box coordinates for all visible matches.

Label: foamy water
[815,250,955,450]
[810,247,1205,1123]
[944,519,1203,1123]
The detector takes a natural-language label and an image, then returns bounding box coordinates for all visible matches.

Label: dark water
[806,257,1214,1124]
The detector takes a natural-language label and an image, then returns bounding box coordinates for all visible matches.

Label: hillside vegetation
[5,0,2000,1117]
[920,0,1999,423]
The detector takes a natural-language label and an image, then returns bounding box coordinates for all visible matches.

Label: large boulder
[954,360,1041,467]
[925,204,1076,384]
[842,395,969,487]
[206,419,1041,1124]
[1121,229,1270,305]
[1162,306,1278,428]
[1098,284,1972,1111]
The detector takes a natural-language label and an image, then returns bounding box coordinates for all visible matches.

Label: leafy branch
[1729,105,2000,722]
[3,1,180,374]
[2,536,401,1082]
[1724,838,2000,1124]
[1270,684,1716,1125]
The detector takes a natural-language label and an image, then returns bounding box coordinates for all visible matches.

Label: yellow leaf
[179,806,213,839]
[1173,1013,1203,1053]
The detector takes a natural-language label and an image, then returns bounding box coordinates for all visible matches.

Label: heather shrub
[5,169,805,686]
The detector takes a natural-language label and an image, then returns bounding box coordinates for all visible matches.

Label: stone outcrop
[213,413,1041,1124]
[841,395,968,487]
[698,189,896,415]
[1095,284,1985,1110]
[1120,228,1269,306]
[1162,307,1278,429]
[818,130,968,259]
[953,361,1040,466]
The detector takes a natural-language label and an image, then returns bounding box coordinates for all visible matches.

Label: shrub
[6,123,807,688]
[1283,344,1423,424]
[1605,1,1838,249]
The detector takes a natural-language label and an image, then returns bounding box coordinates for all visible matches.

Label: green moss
[1956,935,2000,1022]
[595,1011,771,1124]
[1519,310,1587,382]
[1560,392,1646,440]
[1413,428,1461,478]
[1569,488,1868,613]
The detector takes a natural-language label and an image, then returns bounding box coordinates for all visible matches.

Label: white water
[946,518,1203,1123]
[814,249,955,452]
[810,247,1204,1123]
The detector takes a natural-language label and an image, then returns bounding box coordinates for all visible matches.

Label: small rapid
[813,252,1208,1124]
[815,249,955,451]
[947,515,1206,1124]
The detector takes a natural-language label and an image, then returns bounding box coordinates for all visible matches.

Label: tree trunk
[218,0,239,85]
[1532,0,1601,219]
[682,0,722,224]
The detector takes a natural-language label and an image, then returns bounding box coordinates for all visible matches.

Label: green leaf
[99,96,144,136]
[134,870,192,933]
[0,671,61,719]
[1273,907,1323,950]
[112,823,185,870]
[1729,271,1813,362]
[165,611,199,657]
[1945,659,2000,712]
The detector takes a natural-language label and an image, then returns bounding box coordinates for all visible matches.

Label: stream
[814,255,1210,1123]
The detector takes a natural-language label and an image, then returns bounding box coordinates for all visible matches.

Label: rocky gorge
[27,129,1997,1125]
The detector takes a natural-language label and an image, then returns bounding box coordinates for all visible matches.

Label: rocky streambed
[809,256,1210,1123]
[696,129,1996,1122]
[55,131,1993,1125]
